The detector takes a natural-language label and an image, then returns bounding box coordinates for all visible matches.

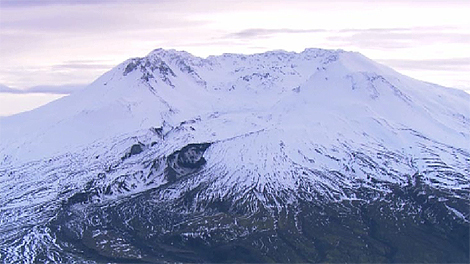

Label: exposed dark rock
[64,192,91,206]
[122,143,144,160]
[51,180,469,263]
[165,143,211,182]
[150,126,164,139]
[123,59,141,76]
[177,143,210,168]
[130,144,143,156]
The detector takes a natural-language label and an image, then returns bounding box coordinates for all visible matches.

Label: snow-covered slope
[1,48,468,164]
[0,48,469,263]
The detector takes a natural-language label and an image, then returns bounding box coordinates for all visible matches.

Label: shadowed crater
[165,143,211,182]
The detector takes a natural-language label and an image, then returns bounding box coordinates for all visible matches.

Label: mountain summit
[0,48,469,263]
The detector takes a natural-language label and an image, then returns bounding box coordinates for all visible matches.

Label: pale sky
[0,0,469,116]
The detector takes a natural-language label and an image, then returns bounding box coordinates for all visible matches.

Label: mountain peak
[1,47,469,263]
[147,48,196,61]
[1,48,468,165]
[118,48,372,93]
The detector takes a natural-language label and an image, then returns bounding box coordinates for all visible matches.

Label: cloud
[0,84,24,94]
[0,69,101,92]
[0,84,86,94]
[223,27,470,50]
[24,84,87,94]
[327,27,470,49]
[0,0,151,7]
[379,58,470,71]
[335,27,455,34]
[338,28,413,33]
[225,28,326,39]
[0,0,211,46]
[0,60,114,90]
[51,61,114,71]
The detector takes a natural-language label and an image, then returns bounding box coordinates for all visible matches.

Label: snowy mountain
[0,48,469,263]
